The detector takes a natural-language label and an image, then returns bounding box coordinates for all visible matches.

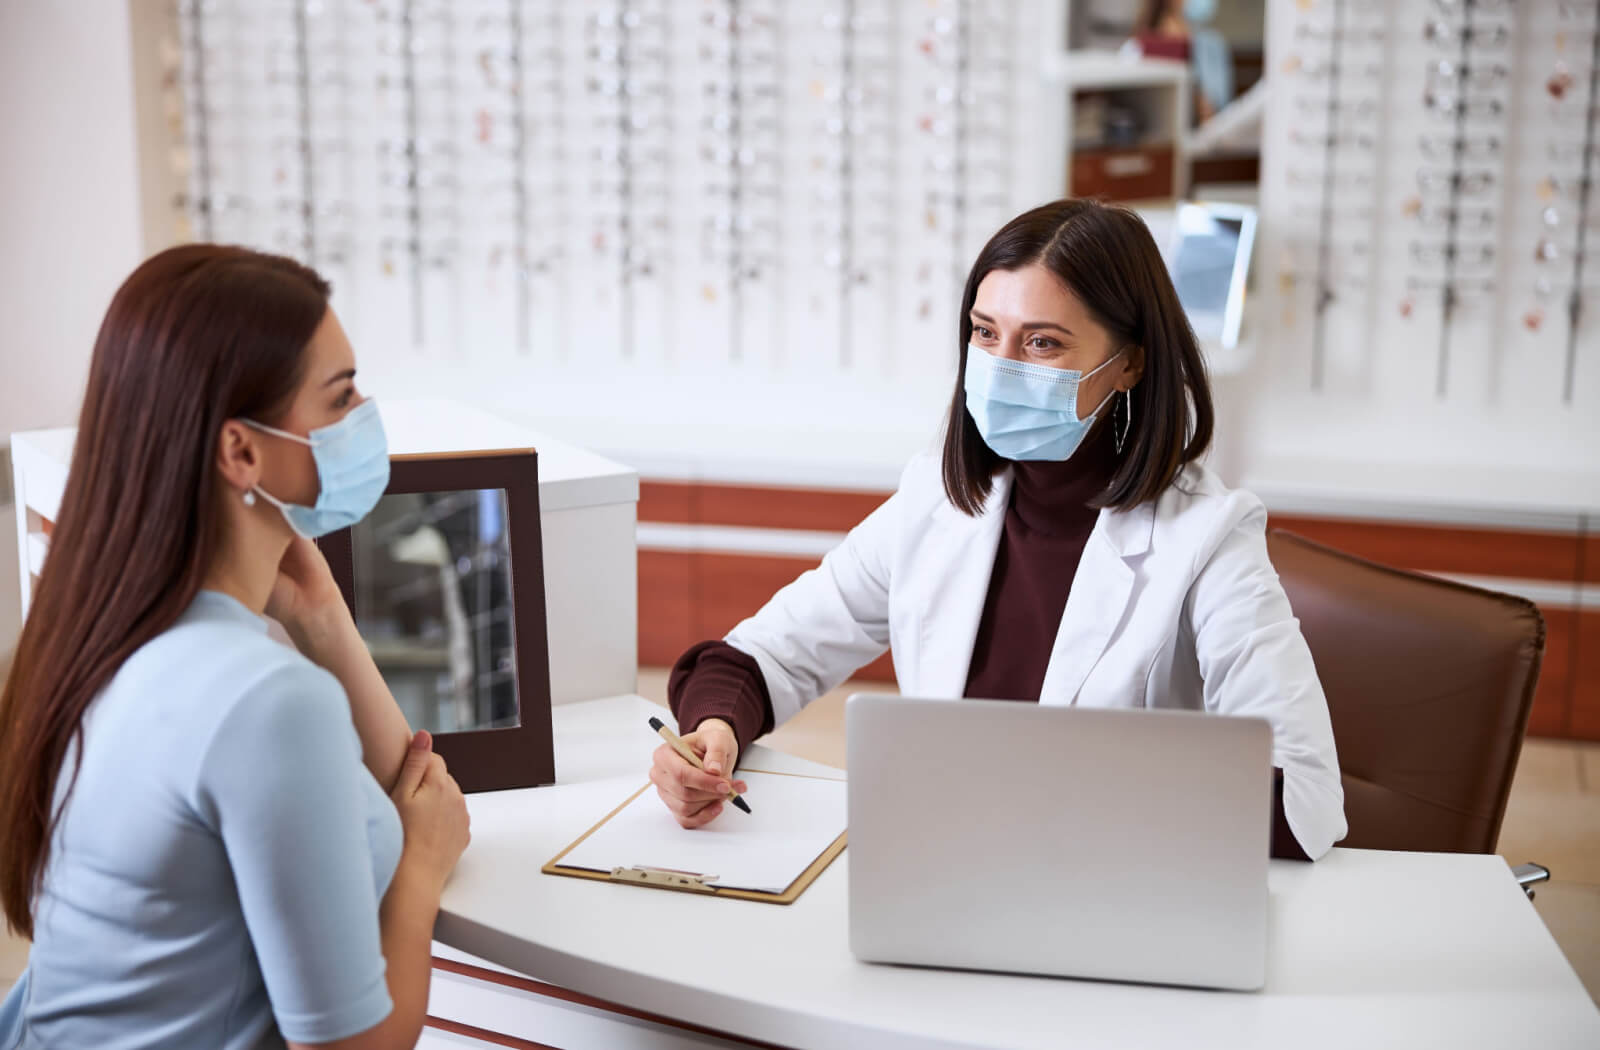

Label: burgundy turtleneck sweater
[961,420,1118,703]
[669,423,1311,860]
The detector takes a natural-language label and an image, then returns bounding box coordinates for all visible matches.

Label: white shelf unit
[1046,49,1192,204]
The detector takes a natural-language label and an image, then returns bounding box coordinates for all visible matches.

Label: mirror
[350,488,518,735]
[318,449,555,792]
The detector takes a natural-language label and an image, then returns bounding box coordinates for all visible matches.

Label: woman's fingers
[647,732,744,828]
[423,751,449,781]
[679,801,724,828]
[650,742,733,799]
[390,730,433,801]
[674,759,731,797]
[651,768,725,827]
[649,761,722,805]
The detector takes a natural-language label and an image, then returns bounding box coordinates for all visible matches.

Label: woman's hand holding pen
[650,718,748,829]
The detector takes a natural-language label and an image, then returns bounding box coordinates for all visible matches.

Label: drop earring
[242,489,257,507]
[1115,390,1133,454]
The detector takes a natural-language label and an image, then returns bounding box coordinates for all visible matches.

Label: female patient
[0,245,469,1048]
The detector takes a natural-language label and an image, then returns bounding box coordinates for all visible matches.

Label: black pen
[648,716,752,814]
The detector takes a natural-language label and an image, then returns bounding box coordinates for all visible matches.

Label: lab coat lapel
[915,470,1011,698]
[1038,501,1152,706]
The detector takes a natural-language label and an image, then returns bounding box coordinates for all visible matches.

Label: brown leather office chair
[1267,530,1545,855]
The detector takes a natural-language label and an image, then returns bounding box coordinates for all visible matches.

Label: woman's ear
[1117,345,1147,391]
[215,420,263,495]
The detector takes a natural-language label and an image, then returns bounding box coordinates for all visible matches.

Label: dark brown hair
[942,198,1214,516]
[1136,0,1183,33]
[0,244,330,937]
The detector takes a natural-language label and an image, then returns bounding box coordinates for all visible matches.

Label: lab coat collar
[1097,491,1157,560]
[915,468,1013,698]
[918,467,1153,704]
[1037,511,1137,705]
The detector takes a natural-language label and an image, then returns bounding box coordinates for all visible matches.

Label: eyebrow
[969,310,1074,338]
[323,368,356,388]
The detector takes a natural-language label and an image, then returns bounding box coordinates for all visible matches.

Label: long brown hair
[0,244,330,937]
[942,198,1214,516]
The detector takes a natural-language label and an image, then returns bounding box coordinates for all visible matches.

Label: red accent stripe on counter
[429,957,786,1049]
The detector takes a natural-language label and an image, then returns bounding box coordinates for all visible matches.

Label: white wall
[0,2,146,652]
[0,0,1592,678]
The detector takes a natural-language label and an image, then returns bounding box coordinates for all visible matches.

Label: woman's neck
[1008,418,1119,536]
[202,512,286,615]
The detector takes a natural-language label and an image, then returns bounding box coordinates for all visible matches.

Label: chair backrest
[1266,529,1544,854]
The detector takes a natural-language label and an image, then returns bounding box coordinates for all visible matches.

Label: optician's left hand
[266,534,357,654]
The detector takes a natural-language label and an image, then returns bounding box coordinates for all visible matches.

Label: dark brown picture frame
[318,450,555,792]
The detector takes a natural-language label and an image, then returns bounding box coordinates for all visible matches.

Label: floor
[0,672,1594,1009]
[1492,735,1600,1004]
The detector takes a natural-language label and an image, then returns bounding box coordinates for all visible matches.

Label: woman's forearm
[288,611,412,793]
[369,856,443,1049]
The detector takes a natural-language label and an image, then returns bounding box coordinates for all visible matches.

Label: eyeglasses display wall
[159,0,1032,394]
[1260,0,1599,409]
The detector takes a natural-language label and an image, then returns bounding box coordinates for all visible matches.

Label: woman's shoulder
[1123,461,1268,560]
[78,601,352,824]
[894,449,944,498]
[1161,461,1265,521]
[890,447,974,518]
[112,600,345,733]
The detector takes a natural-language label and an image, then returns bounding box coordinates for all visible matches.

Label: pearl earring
[242,490,257,507]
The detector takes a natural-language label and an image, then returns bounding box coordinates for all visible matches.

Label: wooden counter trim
[1266,515,1582,584]
[1570,609,1600,741]
[639,480,889,534]
[638,484,1585,585]
[637,480,695,524]
[639,549,896,681]
[424,1014,559,1050]
[429,957,787,1050]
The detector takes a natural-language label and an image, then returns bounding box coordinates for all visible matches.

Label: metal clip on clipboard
[609,866,721,893]
[543,773,848,904]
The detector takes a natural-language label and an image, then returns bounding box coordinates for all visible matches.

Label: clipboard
[542,769,848,905]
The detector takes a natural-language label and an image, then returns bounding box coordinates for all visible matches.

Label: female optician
[651,199,1347,861]
[0,245,470,1048]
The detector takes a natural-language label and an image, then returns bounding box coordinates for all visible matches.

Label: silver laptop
[846,695,1273,991]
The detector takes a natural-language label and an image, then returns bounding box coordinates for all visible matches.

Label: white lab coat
[725,452,1348,859]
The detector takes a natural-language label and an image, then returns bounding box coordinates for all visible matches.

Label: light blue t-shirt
[0,590,403,1049]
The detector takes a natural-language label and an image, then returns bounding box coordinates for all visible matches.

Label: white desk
[432,694,1600,1050]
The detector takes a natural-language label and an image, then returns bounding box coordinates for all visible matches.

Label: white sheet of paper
[559,770,848,894]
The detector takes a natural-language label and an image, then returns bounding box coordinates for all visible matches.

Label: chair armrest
[1512,862,1551,900]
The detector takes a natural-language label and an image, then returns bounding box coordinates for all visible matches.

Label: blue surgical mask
[242,398,391,539]
[963,346,1123,462]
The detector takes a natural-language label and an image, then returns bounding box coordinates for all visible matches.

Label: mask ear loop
[235,418,318,537]
[248,483,315,540]
[239,418,314,446]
